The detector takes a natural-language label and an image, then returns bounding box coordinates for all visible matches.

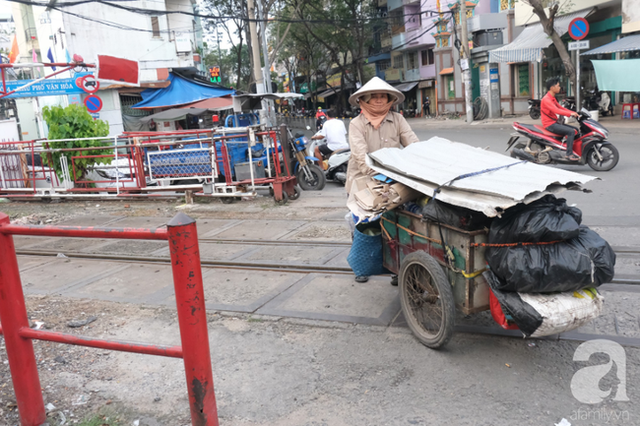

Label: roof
[488,9,592,63]
[365,137,597,217]
[582,34,640,55]
[439,67,454,75]
[140,108,211,123]
[394,82,419,92]
[132,74,235,109]
[181,96,233,111]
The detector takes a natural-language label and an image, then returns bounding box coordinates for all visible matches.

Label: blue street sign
[568,18,589,41]
[4,73,91,99]
[84,95,103,113]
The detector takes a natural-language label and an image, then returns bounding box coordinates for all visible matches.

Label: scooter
[507,108,619,171]
[583,90,614,117]
[287,129,326,191]
[528,99,541,120]
[306,132,350,186]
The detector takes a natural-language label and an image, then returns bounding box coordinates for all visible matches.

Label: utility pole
[460,0,473,123]
[257,0,276,125]
[247,0,264,95]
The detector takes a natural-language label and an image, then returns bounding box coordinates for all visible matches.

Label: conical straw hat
[349,76,404,106]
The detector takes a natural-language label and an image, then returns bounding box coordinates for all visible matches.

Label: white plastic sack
[520,288,604,338]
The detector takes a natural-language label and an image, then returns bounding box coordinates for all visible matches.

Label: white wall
[59,0,195,73]
[515,0,616,27]
[622,0,640,33]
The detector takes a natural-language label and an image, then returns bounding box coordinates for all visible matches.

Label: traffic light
[208,66,221,83]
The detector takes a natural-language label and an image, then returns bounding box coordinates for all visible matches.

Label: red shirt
[541,92,574,128]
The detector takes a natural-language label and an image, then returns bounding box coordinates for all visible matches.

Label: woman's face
[369,93,389,106]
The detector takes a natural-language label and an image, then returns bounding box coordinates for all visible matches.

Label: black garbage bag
[485,225,616,293]
[421,199,492,231]
[489,195,582,244]
[484,271,542,336]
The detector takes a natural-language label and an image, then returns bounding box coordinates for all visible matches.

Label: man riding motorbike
[310,110,349,170]
[541,78,580,161]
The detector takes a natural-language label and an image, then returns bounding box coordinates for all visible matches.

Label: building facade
[9,0,203,137]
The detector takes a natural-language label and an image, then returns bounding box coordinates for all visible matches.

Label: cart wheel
[269,186,274,196]
[399,252,455,349]
[289,185,301,201]
[274,191,288,205]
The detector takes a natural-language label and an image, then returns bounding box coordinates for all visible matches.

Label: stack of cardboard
[349,176,420,216]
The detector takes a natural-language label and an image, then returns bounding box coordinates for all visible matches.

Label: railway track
[15,239,640,348]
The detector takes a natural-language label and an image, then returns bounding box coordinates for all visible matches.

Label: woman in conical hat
[345,76,419,192]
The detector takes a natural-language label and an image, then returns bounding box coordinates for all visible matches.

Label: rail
[0,212,219,426]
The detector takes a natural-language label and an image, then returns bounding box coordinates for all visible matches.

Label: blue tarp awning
[132,74,235,109]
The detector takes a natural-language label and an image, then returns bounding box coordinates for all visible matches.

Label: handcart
[381,207,490,349]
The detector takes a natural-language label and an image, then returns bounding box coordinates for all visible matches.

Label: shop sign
[326,73,342,88]
[300,82,309,93]
[4,73,91,99]
[418,80,433,89]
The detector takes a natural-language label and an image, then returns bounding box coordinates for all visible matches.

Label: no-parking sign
[84,95,103,113]
[568,17,589,41]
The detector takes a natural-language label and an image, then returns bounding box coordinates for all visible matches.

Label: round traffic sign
[84,95,103,113]
[79,74,100,94]
[568,17,589,41]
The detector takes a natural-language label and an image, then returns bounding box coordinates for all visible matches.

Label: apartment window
[393,54,404,69]
[378,59,391,71]
[421,49,434,66]
[151,17,161,37]
[408,52,417,70]
[516,64,530,97]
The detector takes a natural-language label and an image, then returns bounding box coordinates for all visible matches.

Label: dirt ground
[0,196,350,425]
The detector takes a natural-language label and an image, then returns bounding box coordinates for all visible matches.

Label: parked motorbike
[507,108,619,171]
[583,90,614,117]
[528,99,541,120]
[287,129,326,191]
[560,96,576,111]
[306,133,350,186]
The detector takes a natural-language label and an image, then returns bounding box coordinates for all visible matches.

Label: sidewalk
[405,112,640,133]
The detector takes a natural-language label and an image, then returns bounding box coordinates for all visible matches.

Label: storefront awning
[393,82,419,92]
[181,96,233,111]
[317,86,342,98]
[132,74,235,109]
[439,68,454,75]
[582,34,640,55]
[488,9,592,63]
[591,58,640,91]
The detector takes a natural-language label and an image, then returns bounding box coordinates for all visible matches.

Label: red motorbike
[507,109,619,171]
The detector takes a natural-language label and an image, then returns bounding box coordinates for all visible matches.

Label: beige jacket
[345,111,419,192]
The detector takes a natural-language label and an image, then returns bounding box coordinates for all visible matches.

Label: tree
[525,0,576,92]
[42,104,111,184]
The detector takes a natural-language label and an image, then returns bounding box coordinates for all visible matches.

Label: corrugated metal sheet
[488,10,592,63]
[582,34,640,55]
[366,137,598,217]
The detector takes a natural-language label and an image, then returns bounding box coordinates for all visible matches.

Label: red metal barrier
[0,212,218,426]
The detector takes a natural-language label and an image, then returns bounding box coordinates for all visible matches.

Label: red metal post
[167,213,218,426]
[0,213,47,426]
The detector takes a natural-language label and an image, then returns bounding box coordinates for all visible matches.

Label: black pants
[424,106,430,116]
[546,123,576,156]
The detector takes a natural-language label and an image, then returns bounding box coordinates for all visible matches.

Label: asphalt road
[410,125,639,227]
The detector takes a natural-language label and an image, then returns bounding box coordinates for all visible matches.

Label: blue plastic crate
[215,141,248,176]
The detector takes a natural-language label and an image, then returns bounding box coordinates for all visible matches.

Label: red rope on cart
[470,240,564,248]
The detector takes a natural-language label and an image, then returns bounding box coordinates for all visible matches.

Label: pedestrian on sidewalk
[422,97,431,118]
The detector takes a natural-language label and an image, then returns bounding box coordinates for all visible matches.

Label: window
[151,17,160,37]
[421,49,434,66]
[516,64,530,97]
[408,52,417,70]
[393,54,404,69]
[378,59,391,71]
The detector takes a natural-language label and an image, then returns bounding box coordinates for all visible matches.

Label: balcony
[404,68,420,81]
[385,68,403,82]
[468,13,507,34]
[393,28,436,51]
[378,0,387,6]
[387,0,403,11]
[420,64,436,80]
